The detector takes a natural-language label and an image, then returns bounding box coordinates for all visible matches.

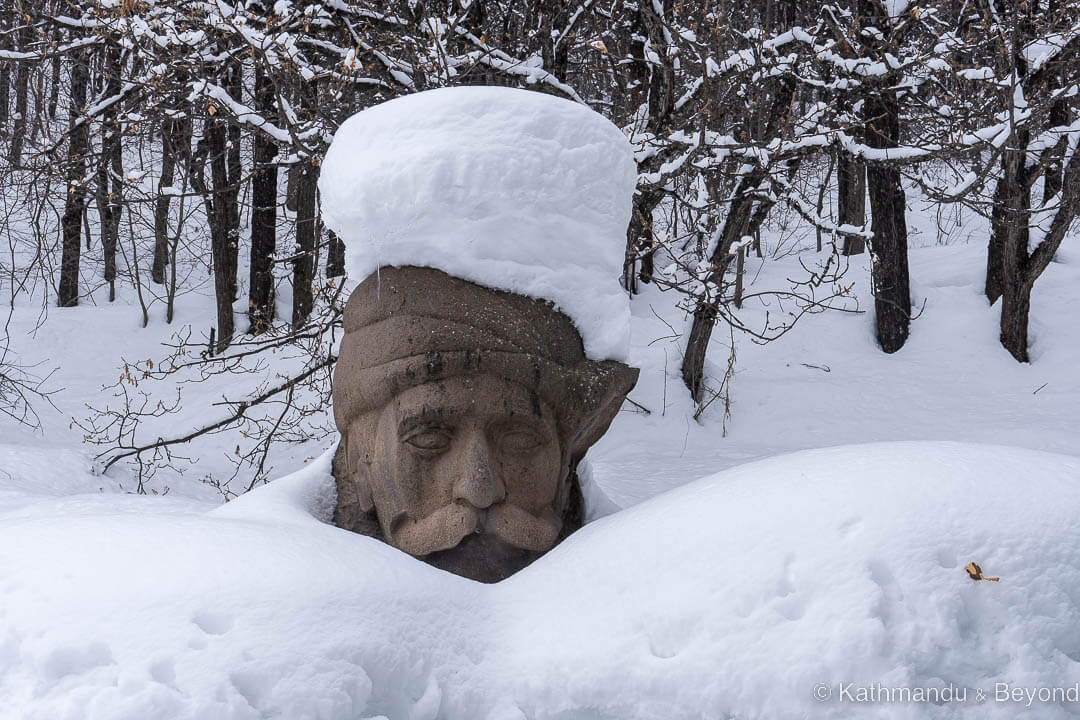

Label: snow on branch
[0,36,102,60]
[186,79,294,145]
[454,30,586,104]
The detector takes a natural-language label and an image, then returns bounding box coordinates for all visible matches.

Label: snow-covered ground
[587,238,1080,510]
[3,442,1080,719]
[3,236,1080,718]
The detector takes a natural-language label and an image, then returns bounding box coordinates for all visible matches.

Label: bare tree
[94,40,123,300]
[249,62,277,335]
[58,46,89,308]
[8,0,33,167]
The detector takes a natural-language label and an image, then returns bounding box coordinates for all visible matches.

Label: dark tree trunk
[998,144,1080,362]
[853,0,911,353]
[625,192,660,290]
[985,178,1010,304]
[152,119,180,285]
[192,61,243,354]
[0,62,7,136]
[248,64,277,335]
[815,153,836,251]
[452,0,492,83]
[59,49,90,308]
[636,0,674,286]
[0,11,9,134]
[163,120,191,326]
[290,74,320,328]
[838,153,866,255]
[47,11,60,121]
[538,0,570,79]
[733,246,745,308]
[999,275,1032,362]
[285,162,300,213]
[226,61,242,235]
[1043,96,1068,200]
[682,302,718,402]
[824,2,864,259]
[207,119,238,353]
[866,161,911,353]
[863,87,910,353]
[292,157,318,328]
[207,60,243,353]
[621,0,673,290]
[993,129,1034,362]
[9,1,32,167]
[326,229,346,279]
[988,131,1030,311]
[95,43,123,301]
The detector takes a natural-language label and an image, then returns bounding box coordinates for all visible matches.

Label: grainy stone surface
[332,266,638,582]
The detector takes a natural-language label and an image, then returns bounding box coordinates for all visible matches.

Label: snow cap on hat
[319,86,638,362]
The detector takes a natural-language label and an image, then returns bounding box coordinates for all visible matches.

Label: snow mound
[319,86,638,361]
[3,442,1080,718]
[0,444,106,513]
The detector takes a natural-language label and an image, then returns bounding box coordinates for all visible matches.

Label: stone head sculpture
[331,266,637,582]
[319,86,640,582]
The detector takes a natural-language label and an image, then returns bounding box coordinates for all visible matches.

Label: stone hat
[333,265,638,460]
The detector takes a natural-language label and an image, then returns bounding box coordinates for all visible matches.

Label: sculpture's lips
[388,502,561,557]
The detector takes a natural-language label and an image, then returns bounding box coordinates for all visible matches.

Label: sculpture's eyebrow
[396,404,549,437]
[397,408,454,436]
[497,413,549,433]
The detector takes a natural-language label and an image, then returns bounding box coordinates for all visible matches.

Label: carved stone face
[341,374,570,582]
[331,266,638,582]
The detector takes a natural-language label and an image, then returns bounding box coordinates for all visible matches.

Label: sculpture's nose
[453,433,505,510]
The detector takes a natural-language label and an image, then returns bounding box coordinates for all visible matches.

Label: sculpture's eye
[499,428,545,455]
[404,428,452,452]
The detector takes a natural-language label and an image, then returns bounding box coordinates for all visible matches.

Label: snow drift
[2,442,1080,719]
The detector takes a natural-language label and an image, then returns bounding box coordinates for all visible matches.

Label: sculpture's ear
[342,432,375,513]
[568,362,639,461]
[332,431,380,537]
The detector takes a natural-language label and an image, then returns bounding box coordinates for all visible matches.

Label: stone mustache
[332,266,638,583]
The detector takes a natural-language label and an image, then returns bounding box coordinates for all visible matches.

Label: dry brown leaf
[965,561,1000,582]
